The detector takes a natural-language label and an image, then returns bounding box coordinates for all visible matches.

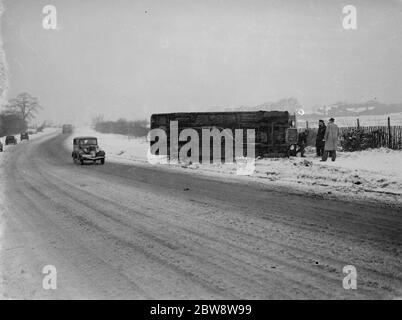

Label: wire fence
[300,119,402,151]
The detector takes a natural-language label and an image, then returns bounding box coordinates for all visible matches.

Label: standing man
[315,120,326,157]
[321,118,339,161]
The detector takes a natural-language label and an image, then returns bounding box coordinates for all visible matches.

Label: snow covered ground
[298,112,402,128]
[0,127,59,296]
[65,128,402,207]
[335,112,402,127]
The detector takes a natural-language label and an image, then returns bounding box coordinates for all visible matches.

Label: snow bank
[63,127,150,164]
[0,127,58,146]
[0,127,58,297]
[0,163,4,298]
[252,148,402,205]
[66,128,402,207]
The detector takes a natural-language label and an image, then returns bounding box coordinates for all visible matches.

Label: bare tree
[6,92,43,122]
[91,113,104,127]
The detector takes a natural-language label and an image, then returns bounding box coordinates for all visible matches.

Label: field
[297,112,402,128]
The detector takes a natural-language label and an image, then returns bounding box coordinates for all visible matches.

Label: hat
[329,118,335,122]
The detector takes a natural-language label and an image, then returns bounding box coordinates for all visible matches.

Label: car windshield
[79,138,97,146]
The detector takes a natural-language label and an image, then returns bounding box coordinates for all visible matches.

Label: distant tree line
[0,92,42,136]
[93,117,148,137]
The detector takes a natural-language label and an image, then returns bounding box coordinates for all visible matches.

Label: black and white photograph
[0,0,401,304]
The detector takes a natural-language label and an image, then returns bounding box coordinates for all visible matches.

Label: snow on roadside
[0,142,4,298]
[63,127,150,164]
[66,127,402,207]
[252,149,402,205]
[0,127,59,146]
[0,127,58,297]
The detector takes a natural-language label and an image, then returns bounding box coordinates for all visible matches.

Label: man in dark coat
[296,129,308,157]
[315,120,326,157]
[321,118,339,161]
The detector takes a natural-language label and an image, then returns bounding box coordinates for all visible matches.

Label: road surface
[0,132,401,299]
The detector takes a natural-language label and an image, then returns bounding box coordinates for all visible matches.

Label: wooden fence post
[357,118,360,129]
[388,117,391,148]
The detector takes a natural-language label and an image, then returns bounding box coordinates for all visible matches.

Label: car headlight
[290,145,295,150]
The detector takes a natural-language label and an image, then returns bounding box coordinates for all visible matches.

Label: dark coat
[316,125,326,146]
[324,123,339,151]
[298,131,307,145]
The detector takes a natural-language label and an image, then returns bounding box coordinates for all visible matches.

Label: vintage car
[72,136,105,165]
[5,135,17,145]
[20,132,29,141]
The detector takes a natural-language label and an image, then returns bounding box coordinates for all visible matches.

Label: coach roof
[73,136,98,140]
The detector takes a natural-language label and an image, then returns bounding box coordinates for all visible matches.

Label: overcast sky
[1,0,402,125]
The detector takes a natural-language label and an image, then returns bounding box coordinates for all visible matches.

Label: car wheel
[80,158,84,165]
[100,158,105,165]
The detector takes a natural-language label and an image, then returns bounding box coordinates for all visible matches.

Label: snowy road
[0,131,401,299]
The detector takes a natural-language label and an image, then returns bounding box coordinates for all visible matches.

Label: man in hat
[315,120,326,157]
[321,118,339,161]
